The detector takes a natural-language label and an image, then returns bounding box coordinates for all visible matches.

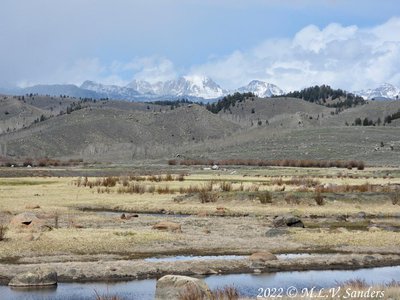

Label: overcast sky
[1,0,400,91]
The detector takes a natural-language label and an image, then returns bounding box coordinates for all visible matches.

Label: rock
[155,275,212,300]
[356,212,367,219]
[24,233,34,241]
[216,207,227,216]
[211,165,219,170]
[368,226,381,232]
[273,215,304,228]
[152,221,182,233]
[336,227,349,233]
[265,227,289,237]
[9,212,44,229]
[272,216,286,227]
[25,204,41,209]
[286,216,304,227]
[9,269,57,287]
[249,252,277,262]
[197,211,208,217]
[336,214,347,222]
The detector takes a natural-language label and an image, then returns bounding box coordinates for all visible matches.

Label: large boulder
[9,212,44,229]
[155,275,212,300]
[152,221,182,233]
[272,215,304,228]
[9,269,57,287]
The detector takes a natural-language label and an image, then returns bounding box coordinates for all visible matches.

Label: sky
[1,0,400,91]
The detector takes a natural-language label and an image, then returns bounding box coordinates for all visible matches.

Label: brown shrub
[120,176,129,187]
[390,188,400,205]
[285,193,301,205]
[147,185,156,193]
[220,181,232,192]
[314,191,324,206]
[199,189,218,203]
[176,158,365,169]
[168,159,177,165]
[258,191,272,204]
[157,185,174,194]
[0,224,8,241]
[246,184,259,192]
[102,177,118,187]
[117,183,146,194]
[177,173,185,181]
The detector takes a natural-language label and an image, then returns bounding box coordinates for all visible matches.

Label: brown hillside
[0,105,239,161]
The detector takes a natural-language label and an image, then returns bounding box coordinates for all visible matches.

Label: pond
[1,266,399,300]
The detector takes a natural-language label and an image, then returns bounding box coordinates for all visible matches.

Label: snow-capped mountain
[80,81,140,100]
[355,83,400,100]
[237,80,284,98]
[126,80,156,95]
[127,76,227,99]
[8,77,284,102]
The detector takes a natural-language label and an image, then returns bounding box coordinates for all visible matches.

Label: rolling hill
[0,104,240,161]
[1,90,400,166]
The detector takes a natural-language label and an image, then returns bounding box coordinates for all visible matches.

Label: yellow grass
[291,229,400,247]
[1,228,173,259]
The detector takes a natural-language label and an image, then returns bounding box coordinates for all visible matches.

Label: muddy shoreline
[1,253,400,286]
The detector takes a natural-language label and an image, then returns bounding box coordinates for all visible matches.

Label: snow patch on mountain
[355,83,400,100]
[81,81,140,100]
[127,76,227,99]
[237,80,284,98]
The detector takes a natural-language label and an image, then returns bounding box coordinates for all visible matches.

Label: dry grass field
[0,166,400,264]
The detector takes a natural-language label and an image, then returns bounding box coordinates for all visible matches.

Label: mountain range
[1,77,284,102]
[1,78,399,102]
[355,83,400,100]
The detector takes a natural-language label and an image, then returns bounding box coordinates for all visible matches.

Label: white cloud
[125,57,178,83]
[191,17,400,91]
[11,17,400,93]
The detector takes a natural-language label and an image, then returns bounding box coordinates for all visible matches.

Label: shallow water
[144,254,246,262]
[1,266,399,300]
[143,253,331,262]
[96,211,191,218]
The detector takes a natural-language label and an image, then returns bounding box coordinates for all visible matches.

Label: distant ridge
[354,83,400,100]
[4,78,284,102]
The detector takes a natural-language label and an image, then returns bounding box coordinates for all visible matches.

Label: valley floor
[0,165,400,297]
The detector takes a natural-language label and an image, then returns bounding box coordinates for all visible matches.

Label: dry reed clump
[97,187,112,194]
[117,183,146,194]
[199,187,218,203]
[219,181,232,192]
[258,190,272,204]
[317,183,387,193]
[284,193,301,205]
[340,279,368,289]
[390,188,400,205]
[157,185,174,194]
[272,176,320,187]
[314,191,324,206]
[94,290,122,300]
[246,184,259,192]
[178,284,239,300]
[76,173,186,188]
[172,158,365,169]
